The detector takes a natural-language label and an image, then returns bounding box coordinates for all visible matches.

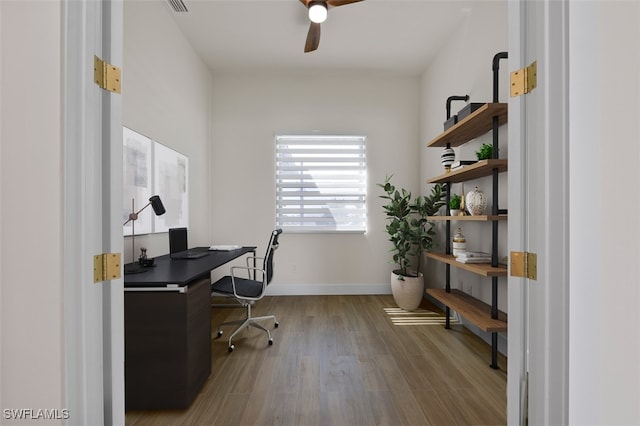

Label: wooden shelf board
[427,159,508,184]
[426,288,507,333]
[426,252,508,277]
[428,215,507,222]
[427,103,508,148]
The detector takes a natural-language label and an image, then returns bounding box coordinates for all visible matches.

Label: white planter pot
[391,271,424,311]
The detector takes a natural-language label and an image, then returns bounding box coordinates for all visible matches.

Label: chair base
[215,303,278,352]
[211,295,244,309]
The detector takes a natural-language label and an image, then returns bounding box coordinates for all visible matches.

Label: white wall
[209,72,422,294]
[0,0,65,421]
[569,1,640,424]
[420,2,508,345]
[123,0,212,261]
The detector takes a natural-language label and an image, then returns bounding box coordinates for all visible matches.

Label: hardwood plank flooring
[125,295,506,425]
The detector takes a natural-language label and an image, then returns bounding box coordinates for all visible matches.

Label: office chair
[211,229,283,352]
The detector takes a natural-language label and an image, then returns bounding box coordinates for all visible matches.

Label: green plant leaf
[449,194,461,209]
[378,178,446,275]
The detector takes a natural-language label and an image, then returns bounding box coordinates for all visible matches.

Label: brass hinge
[510,61,537,97]
[94,55,121,93]
[93,253,122,283]
[510,251,537,280]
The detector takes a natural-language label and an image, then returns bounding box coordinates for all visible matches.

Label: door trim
[507,1,528,423]
[507,1,570,424]
[62,0,124,424]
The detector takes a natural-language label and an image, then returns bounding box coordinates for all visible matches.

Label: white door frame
[59,1,574,424]
[507,0,570,424]
[63,0,123,424]
[101,1,124,423]
[506,1,528,422]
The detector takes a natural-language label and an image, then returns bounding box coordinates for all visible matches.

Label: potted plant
[378,176,446,311]
[475,143,495,160]
[449,194,462,216]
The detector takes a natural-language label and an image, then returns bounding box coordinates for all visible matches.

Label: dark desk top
[123,246,257,287]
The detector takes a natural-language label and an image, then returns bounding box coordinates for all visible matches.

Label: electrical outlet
[291,264,297,272]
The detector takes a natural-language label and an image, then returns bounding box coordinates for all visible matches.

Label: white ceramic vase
[391,271,424,311]
[466,186,487,215]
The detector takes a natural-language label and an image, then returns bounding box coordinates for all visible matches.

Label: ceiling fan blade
[304,22,321,53]
[327,0,363,7]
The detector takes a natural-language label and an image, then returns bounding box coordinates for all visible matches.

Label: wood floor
[125,295,507,426]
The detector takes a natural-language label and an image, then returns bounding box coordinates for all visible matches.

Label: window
[275,134,367,233]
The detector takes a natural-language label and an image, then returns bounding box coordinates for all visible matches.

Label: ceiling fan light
[308,2,327,23]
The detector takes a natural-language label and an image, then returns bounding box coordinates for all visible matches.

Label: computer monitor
[169,227,208,259]
[169,227,189,257]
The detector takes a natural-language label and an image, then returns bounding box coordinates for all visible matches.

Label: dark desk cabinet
[125,278,211,410]
[123,248,255,410]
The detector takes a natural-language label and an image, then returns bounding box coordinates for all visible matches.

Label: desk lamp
[123,195,166,274]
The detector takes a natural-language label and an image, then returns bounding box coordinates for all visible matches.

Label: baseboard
[265,283,392,296]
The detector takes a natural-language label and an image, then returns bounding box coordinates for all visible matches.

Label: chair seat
[211,275,263,299]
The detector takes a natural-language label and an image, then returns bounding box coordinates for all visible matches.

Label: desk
[124,247,256,410]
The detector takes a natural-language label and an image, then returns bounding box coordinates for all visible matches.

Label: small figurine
[139,247,147,263]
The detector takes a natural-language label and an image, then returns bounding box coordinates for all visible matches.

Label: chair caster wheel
[268,339,274,346]
[217,330,223,338]
[228,345,234,353]
[274,322,279,328]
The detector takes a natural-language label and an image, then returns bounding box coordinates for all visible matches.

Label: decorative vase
[466,186,487,215]
[452,228,466,258]
[450,208,461,216]
[440,147,455,172]
[390,271,424,311]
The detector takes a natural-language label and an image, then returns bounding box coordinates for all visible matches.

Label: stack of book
[456,251,492,264]
[451,160,477,170]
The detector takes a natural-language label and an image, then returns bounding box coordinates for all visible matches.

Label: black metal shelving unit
[425,52,508,369]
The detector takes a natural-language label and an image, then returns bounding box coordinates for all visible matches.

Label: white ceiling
[166,0,478,76]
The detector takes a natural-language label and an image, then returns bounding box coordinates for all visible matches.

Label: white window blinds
[275,134,367,233]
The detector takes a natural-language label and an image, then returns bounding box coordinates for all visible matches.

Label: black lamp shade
[149,195,166,216]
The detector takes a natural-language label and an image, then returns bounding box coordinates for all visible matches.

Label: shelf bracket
[510,251,537,280]
[94,252,122,283]
[510,61,537,97]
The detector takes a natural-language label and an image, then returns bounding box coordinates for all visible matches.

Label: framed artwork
[123,127,188,235]
[154,141,189,233]
[123,127,152,236]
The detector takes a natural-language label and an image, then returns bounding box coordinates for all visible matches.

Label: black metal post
[445,179,451,255]
[445,178,452,329]
[490,333,499,369]
[490,51,507,370]
[492,277,499,318]
[492,173,499,266]
[492,52,509,103]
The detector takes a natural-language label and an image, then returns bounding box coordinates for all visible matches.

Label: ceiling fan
[299,0,364,53]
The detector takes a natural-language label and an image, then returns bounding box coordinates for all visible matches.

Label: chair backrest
[263,229,283,285]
